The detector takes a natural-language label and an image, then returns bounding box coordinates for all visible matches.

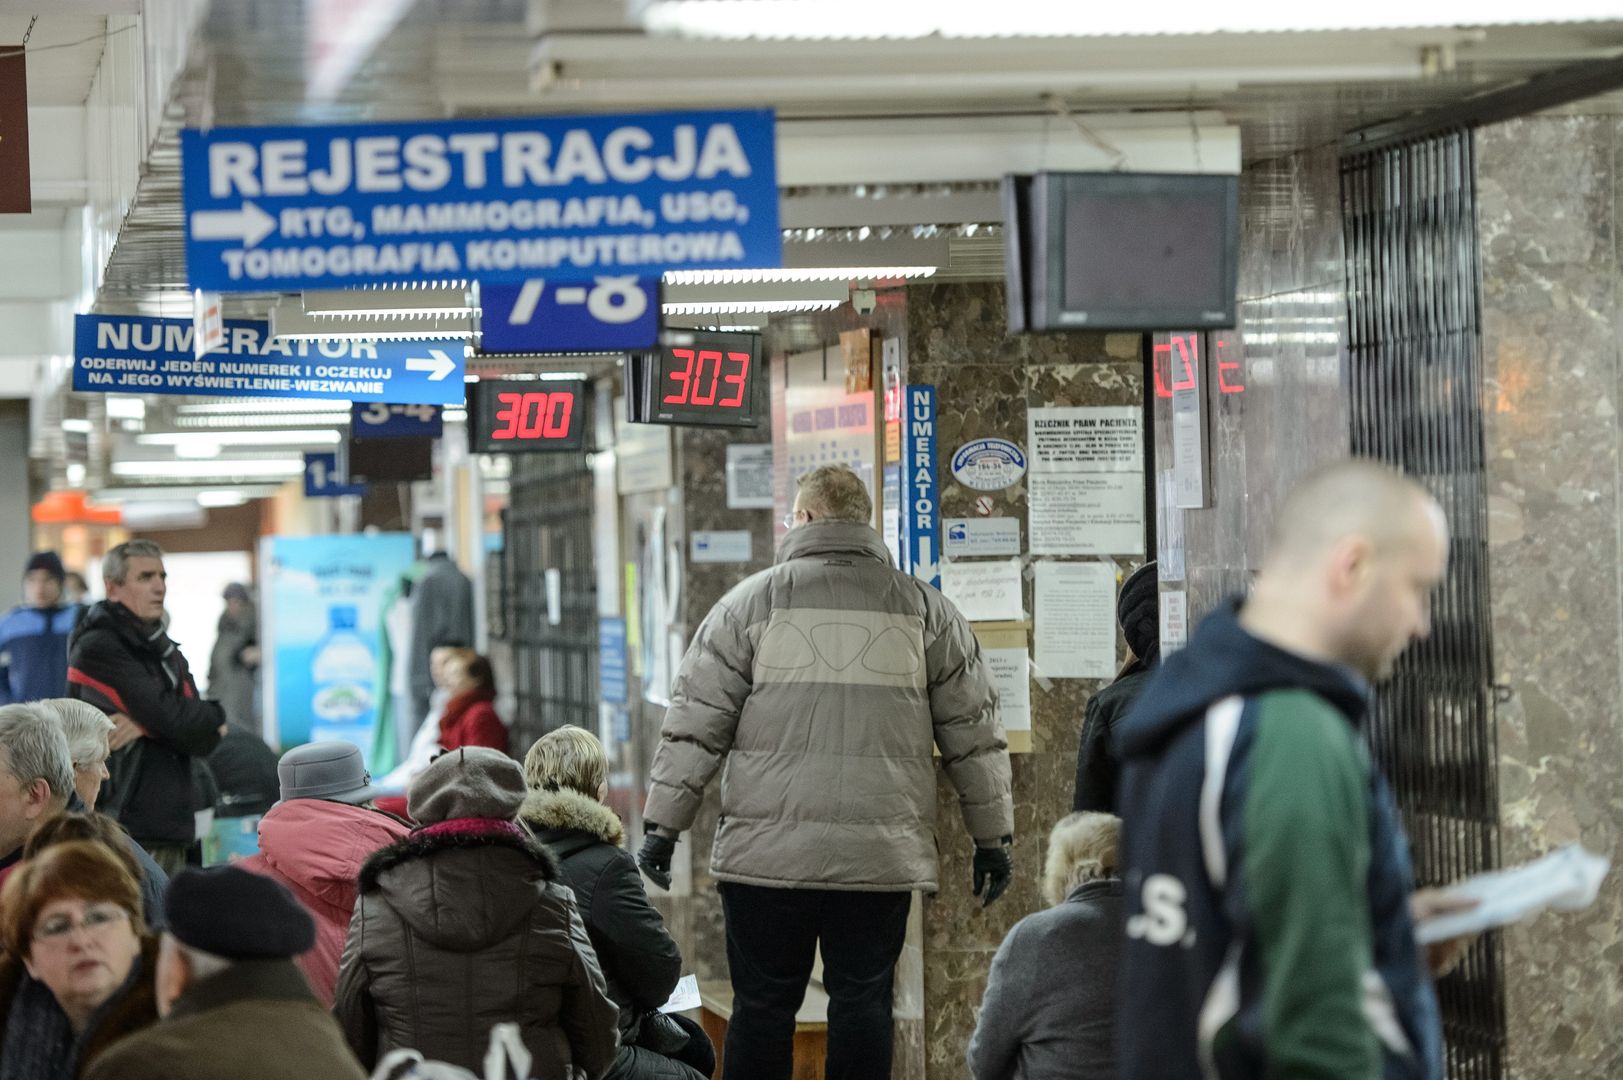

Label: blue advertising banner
[262,533,417,750]
[901,384,940,588]
[181,109,780,292]
[74,314,466,404]
[599,617,628,706]
[351,402,443,439]
[480,275,660,353]
[303,452,366,498]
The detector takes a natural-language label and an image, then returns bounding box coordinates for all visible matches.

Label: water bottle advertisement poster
[260,533,417,749]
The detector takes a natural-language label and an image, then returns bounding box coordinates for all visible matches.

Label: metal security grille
[1342,130,1506,1079]
[497,448,598,752]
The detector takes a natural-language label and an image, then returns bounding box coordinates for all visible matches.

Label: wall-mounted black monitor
[1003,172,1239,332]
[639,330,761,428]
[468,379,589,453]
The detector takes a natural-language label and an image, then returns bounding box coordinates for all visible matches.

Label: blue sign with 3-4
[73,314,466,404]
[351,402,443,439]
[181,109,780,293]
[480,276,660,353]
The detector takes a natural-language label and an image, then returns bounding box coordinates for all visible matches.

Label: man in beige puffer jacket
[638,464,1014,1080]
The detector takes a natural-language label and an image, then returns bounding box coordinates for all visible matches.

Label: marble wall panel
[1478,115,1623,1080]
[908,281,1144,1077]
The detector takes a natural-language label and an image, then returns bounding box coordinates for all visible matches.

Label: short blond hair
[795,465,871,525]
[1042,812,1120,907]
[524,726,607,798]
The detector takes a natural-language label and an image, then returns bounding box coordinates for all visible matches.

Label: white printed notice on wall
[940,557,1025,623]
[725,444,774,509]
[983,648,1032,733]
[1027,406,1144,556]
[1033,560,1117,679]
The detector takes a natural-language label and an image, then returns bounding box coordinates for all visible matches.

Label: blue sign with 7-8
[480,276,660,353]
[181,109,780,293]
[73,314,466,405]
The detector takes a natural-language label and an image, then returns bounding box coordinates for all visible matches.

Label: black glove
[637,825,676,890]
[972,838,1014,908]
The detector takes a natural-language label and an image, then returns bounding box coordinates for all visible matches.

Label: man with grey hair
[0,699,171,922]
[68,539,224,872]
[0,701,75,873]
[639,464,1015,1080]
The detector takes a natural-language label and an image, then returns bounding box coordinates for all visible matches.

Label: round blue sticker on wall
[951,438,1027,491]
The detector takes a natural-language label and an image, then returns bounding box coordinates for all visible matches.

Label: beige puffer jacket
[644,521,1014,893]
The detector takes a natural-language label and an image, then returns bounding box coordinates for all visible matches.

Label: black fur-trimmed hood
[359,818,561,893]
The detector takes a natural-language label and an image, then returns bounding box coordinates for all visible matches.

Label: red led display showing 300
[470,379,587,453]
[647,331,760,428]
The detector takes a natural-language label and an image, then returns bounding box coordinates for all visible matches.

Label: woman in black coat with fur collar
[334,748,619,1079]
[522,728,714,1080]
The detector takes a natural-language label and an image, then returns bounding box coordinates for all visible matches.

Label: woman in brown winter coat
[334,747,620,1078]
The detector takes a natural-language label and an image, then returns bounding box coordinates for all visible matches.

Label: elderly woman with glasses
[0,840,159,1080]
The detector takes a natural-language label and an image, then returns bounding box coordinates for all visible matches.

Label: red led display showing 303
[647,331,760,428]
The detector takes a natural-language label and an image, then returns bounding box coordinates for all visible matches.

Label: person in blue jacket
[0,553,82,705]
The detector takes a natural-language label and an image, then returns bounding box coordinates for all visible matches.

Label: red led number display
[662,348,751,409]
[490,390,575,441]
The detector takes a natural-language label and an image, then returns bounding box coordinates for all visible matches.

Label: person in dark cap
[1073,561,1159,813]
[0,552,82,705]
[335,747,619,1078]
[238,741,409,1007]
[82,864,365,1080]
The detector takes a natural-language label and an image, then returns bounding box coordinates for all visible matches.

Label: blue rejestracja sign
[479,275,661,354]
[181,109,780,293]
[73,314,466,405]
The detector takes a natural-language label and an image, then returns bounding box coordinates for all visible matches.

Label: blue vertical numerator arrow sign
[180,109,781,293]
[73,314,466,405]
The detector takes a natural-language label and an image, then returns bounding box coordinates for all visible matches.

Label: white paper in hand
[1414,844,1610,945]
[659,974,702,1014]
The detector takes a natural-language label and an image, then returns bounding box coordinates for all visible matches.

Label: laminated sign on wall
[1027,406,1145,556]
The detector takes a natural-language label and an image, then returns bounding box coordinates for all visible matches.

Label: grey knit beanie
[407,746,526,824]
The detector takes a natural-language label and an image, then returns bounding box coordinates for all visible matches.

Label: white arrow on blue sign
[181,109,781,294]
[73,314,467,406]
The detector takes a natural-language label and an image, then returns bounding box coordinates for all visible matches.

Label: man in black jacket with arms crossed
[68,540,224,872]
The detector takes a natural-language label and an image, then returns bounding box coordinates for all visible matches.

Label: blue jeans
[718,883,911,1080]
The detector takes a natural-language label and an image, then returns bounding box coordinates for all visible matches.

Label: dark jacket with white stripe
[1113,600,1442,1080]
[67,601,224,845]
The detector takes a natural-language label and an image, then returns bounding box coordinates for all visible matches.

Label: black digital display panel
[469,379,589,453]
[642,331,760,428]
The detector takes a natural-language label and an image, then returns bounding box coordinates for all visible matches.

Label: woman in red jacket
[437,649,508,755]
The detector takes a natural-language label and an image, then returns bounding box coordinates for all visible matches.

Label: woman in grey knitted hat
[335,748,620,1079]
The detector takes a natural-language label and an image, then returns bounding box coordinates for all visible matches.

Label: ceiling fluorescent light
[179,399,349,415]
[663,300,843,315]
[639,0,1623,38]
[303,286,475,319]
[111,459,306,480]
[270,298,475,341]
[105,398,146,421]
[61,419,94,434]
[663,266,937,285]
[137,430,343,448]
[177,413,354,430]
[196,490,250,508]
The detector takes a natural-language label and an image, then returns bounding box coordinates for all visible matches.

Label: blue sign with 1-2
[181,109,780,293]
[73,314,466,404]
[901,384,940,588]
[303,452,366,498]
[480,275,660,353]
[351,402,443,439]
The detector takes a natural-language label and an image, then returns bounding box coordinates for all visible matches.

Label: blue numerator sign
[73,314,466,405]
[900,385,940,588]
[480,276,660,354]
[181,109,780,293]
